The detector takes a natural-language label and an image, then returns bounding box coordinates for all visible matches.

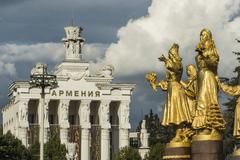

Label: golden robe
[161,80,192,126]
[181,76,197,119]
[220,83,240,137]
[192,68,225,131]
[160,60,192,126]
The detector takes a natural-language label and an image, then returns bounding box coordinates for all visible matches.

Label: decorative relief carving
[121,101,130,126]
[31,63,47,75]
[63,26,84,61]
[68,72,85,81]
[97,65,114,78]
[100,101,110,126]
[59,100,70,125]
[20,100,29,122]
[80,100,90,124]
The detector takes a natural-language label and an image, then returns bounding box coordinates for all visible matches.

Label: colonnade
[18,98,131,160]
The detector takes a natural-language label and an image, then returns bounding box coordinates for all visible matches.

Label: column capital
[80,99,91,105]
[59,99,70,104]
[20,98,30,103]
[120,100,130,105]
[44,99,50,104]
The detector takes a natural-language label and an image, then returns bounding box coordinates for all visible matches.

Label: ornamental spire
[62,26,85,62]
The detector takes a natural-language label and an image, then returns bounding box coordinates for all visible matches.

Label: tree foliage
[44,136,67,160]
[113,146,141,160]
[137,109,175,147]
[0,125,3,136]
[145,143,165,160]
[135,109,175,159]
[29,142,40,160]
[29,136,67,160]
[0,131,31,160]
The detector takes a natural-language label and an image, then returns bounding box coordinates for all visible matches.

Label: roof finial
[71,17,74,26]
[71,7,74,26]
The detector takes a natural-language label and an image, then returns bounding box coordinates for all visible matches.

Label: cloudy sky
[0,0,240,129]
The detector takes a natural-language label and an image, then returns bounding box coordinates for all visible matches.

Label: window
[69,115,75,125]
[130,138,139,148]
[28,114,35,124]
[49,114,54,124]
[110,115,113,124]
[90,115,94,124]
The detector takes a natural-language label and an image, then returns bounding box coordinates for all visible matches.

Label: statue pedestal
[163,142,191,160]
[191,135,224,160]
[232,149,240,160]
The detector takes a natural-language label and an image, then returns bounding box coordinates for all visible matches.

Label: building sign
[51,90,101,98]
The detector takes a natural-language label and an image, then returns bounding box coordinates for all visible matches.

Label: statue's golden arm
[158,80,168,91]
[148,79,168,92]
[146,72,168,92]
[220,83,240,96]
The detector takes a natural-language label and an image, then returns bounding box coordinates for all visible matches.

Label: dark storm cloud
[0,0,151,44]
[0,0,156,127]
[0,0,30,7]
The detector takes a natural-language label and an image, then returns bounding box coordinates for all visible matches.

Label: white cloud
[0,43,64,63]
[0,43,107,76]
[97,0,240,77]
[0,62,16,76]
[83,43,109,62]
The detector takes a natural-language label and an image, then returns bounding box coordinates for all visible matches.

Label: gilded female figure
[181,64,197,119]
[146,43,192,142]
[219,83,240,138]
[192,29,225,136]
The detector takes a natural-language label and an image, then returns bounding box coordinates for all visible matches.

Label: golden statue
[219,83,240,138]
[146,43,192,143]
[195,28,219,74]
[192,29,225,138]
[181,64,197,119]
[219,83,240,155]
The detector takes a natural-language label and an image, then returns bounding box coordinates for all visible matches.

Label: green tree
[113,146,141,160]
[223,97,237,158]
[137,109,175,147]
[0,131,31,160]
[29,142,40,160]
[145,143,165,160]
[29,136,67,160]
[135,110,175,160]
[0,124,3,136]
[44,136,67,160]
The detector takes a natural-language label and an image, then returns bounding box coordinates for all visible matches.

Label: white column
[118,100,131,149]
[79,100,91,160]
[18,99,29,147]
[139,120,150,159]
[99,100,111,160]
[59,99,70,144]
[44,99,50,143]
[119,129,129,148]
[140,120,149,148]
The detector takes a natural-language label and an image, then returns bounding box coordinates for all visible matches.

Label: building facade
[1,26,135,160]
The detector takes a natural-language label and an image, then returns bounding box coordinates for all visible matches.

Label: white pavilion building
[1,26,135,160]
